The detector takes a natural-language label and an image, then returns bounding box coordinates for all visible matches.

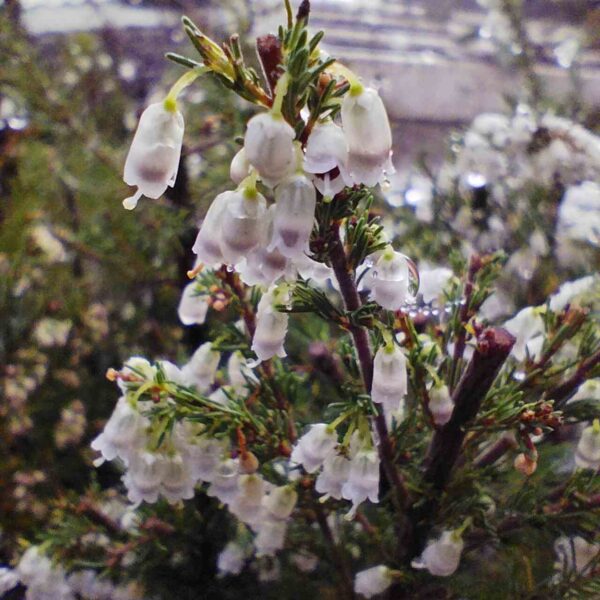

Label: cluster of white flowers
[291,424,380,518]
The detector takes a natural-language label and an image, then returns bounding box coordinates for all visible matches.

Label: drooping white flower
[207,458,241,504]
[554,535,600,574]
[315,451,351,500]
[177,282,209,326]
[230,147,251,184]
[0,568,19,596]
[270,174,317,259]
[181,341,220,392]
[123,102,184,210]
[290,423,338,473]
[262,485,298,520]
[160,453,196,503]
[504,306,545,362]
[123,451,165,504]
[354,565,394,599]
[575,420,600,470]
[244,112,296,187]
[254,520,288,557]
[251,285,290,362]
[429,384,454,426]
[227,351,258,393]
[17,546,74,600]
[341,86,394,187]
[371,344,408,417]
[549,275,597,312]
[229,474,266,526]
[192,191,231,267]
[220,188,268,265]
[366,247,413,311]
[418,267,453,304]
[217,542,246,576]
[341,446,380,517]
[412,530,464,576]
[184,434,227,483]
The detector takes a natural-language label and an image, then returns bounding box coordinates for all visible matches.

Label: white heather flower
[17,547,74,599]
[575,420,600,470]
[192,191,231,267]
[412,530,464,576]
[554,536,600,574]
[91,397,147,465]
[418,267,453,304]
[123,102,184,210]
[354,565,393,599]
[227,351,258,393]
[366,247,413,311]
[217,542,246,576]
[33,318,72,347]
[207,458,241,504]
[341,86,394,187]
[557,181,600,246]
[117,356,157,393]
[262,485,298,520]
[504,306,545,362]
[549,275,597,312]
[251,285,289,362]
[220,188,268,265]
[184,434,227,483]
[569,379,600,403]
[229,474,266,525]
[244,112,296,186]
[371,344,408,417]
[315,451,351,500]
[270,174,317,259]
[0,567,19,595]
[123,451,165,504]
[429,384,454,426]
[177,282,209,326]
[230,147,250,185]
[254,520,288,557]
[181,342,220,392]
[290,423,338,473]
[160,453,196,503]
[342,446,380,517]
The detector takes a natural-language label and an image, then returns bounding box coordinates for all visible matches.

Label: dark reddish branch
[474,433,518,468]
[424,326,515,491]
[256,34,283,95]
[547,347,600,408]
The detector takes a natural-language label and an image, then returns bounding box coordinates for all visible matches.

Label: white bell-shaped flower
[354,565,393,599]
[315,451,351,500]
[230,148,251,184]
[263,485,298,520]
[207,458,241,504]
[341,86,394,187]
[367,247,413,311]
[181,341,220,392]
[554,535,600,574]
[244,112,296,187]
[160,453,196,503]
[229,474,266,525]
[412,530,464,577]
[419,267,453,304]
[217,542,246,576]
[227,351,258,393]
[124,451,166,504]
[0,568,19,596]
[254,520,288,557]
[192,191,231,267]
[270,174,317,259]
[123,102,184,210]
[184,434,227,483]
[342,446,380,517]
[575,420,600,470]
[220,188,268,265]
[290,423,338,473]
[177,282,209,326]
[504,306,545,362]
[91,397,147,466]
[251,285,290,362]
[429,384,454,426]
[372,344,407,415]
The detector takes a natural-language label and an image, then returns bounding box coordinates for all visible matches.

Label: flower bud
[239,451,260,474]
[341,86,394,187]
[575,420,600,470]
[429,384,454,426]
[244,113,296,187]
[514,450,538,476]
[412,530,464,577]
[251,286,289,362]
[354,565,393,599]
[290,423,338,473]
[123,102,184,210]
[270,174,317,259]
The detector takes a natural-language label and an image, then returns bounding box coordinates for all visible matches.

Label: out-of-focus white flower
[354,565,393,598]
[217,542,246,576]
[177,282,209,326]
[17,546,74,600]
[341,446,380,518]
[192,191,231,267]
[290,423,338,473]
[230,148,250,184]
[262,485,297,520]
[0,567,19,596]
[341,86,394,187]
[418,267,453,304]
[371,344,407,420]
[227,351,258,393]
[569,379,600,403]
[229,474,266,526]
[549,275,597,313]
[575,420,600,470]
[33,318,72,347]
[554,535,600,574]
[504,306,545,362]
[123,102,184,210]
[411,530,464,576]
[429,384,454,426]
[123,451,166,504]
[251,285,289,362]
[184,434,227,483]
[315,451,351,500]
[364,247,413,311]
[181,342,220,392]
[244,112,296,187]
[557,181,600,247]
[254,520,287,557]
[29,224,68,263]
[207,458,241,504]
[160,453,196,503]
[270,174,316,259]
